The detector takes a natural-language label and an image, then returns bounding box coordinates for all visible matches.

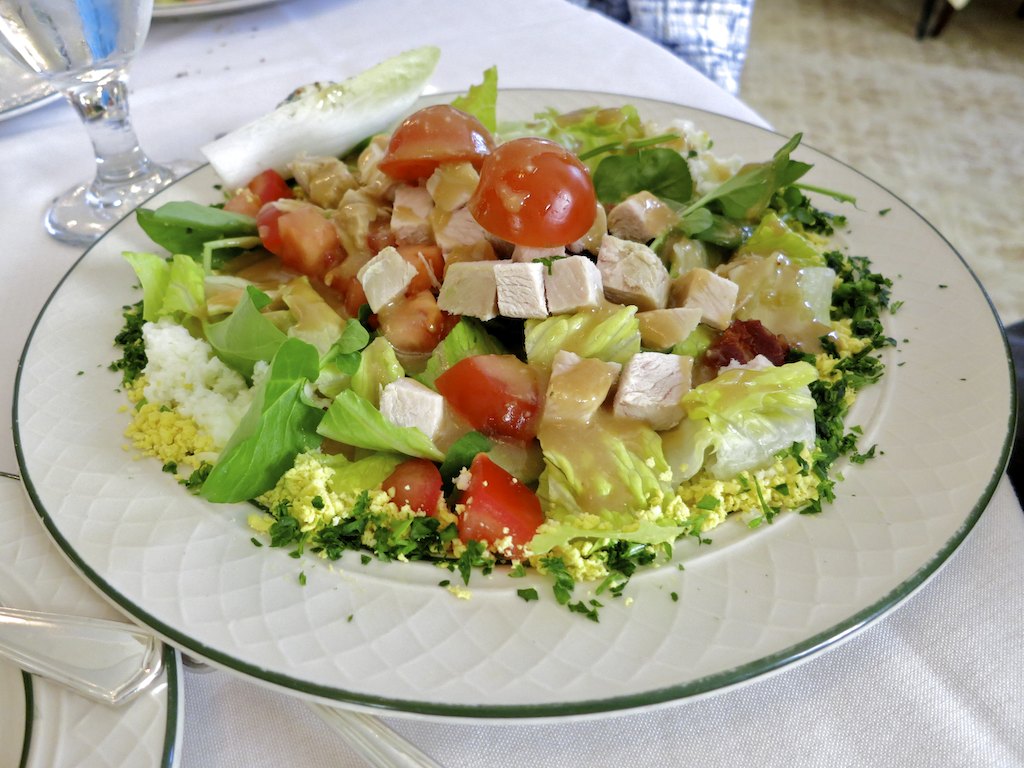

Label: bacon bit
[704,319,789,369]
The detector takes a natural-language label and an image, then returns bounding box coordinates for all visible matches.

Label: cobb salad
[112,48,894,619]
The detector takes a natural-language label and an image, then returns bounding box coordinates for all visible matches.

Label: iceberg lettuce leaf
[531,412,682,554]
[736,211,823,267]
[525,304,640,369]
[320,452,406,493]
[415,317,506,389]
[123,251,206,323]
[662,360,819,482]
[350,336,405,406]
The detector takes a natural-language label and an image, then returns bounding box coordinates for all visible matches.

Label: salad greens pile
[111,58,895,620]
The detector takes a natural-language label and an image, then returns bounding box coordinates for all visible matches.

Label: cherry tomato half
[382,458,443,516]
[378,105,495,182]
[468,137,596,247]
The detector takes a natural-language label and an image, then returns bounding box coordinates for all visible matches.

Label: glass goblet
[0,0,184,246]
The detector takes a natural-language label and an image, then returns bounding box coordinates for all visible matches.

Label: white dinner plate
[0,56,58,123]
[13,90,1015,720]
[153,0,283,19]
[0,480,183,767]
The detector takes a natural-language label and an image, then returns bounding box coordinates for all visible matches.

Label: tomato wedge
[435,354,542,442]
[378,105,495,182]
[457,453,544,554]
[224,169,293,217]
[382,459,443,516]
[396,244,444,295]
[257,203,344,278]
[469,137,596,247]
[376,290,446,354]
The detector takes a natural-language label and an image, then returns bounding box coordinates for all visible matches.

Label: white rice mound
[140,318,257,449]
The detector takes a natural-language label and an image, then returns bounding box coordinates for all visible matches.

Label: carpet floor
[740,0,1024,326]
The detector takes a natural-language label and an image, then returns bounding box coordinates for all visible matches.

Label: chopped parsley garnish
[109,301,147,386]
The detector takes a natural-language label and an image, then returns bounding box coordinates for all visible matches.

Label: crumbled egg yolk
[254,451,464,561]
[123,377,214,471]
[675,445,819,524]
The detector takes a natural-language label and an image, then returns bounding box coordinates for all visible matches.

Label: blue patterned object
[578,0,754,95]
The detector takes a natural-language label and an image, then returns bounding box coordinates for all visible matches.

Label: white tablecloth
[1,0,1020,765]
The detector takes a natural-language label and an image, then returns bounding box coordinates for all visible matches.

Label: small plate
[0,480,182,767]
[13,90,1015,719]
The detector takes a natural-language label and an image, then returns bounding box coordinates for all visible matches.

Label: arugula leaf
[592,147,693,204]
[200,338,323,503]
[136,201,258,262]
[684,133,810,221]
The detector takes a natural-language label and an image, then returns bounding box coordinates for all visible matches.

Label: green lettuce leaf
[200,337,323,503]
[203,286,288,379]
[318,390,444,461]
[736,211,823,267]
[662,360,819,482]
[349,336,405,406]
[321,452,405,493]
[450,65,498,133]
[415,318,506,389]
[531,412,683,554]
[123,251,206,323]
[524,304,640,368]
[500,105,645,171]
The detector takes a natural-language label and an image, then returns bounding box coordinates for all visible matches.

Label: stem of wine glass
[64,66,170,207]
[44,65,180,246]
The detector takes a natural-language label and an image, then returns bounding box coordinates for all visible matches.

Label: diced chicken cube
[356,135,399,201]
[596,235,670,311]
[436,261,498,320]
[612,352,693,431]
[544,350,621,423]
[607,191,679,243]
[356,246,418,313]
[568,202,607,254]
[670,268,739,330]
[494,262,548,319]
[431,207,489,252]
[333,188,387,266]
[637,307,702,350]
[290,155,357,209]
[390,184,434,245]
[426,162,479,212]
[380,378,447,445]
[543,255,604,314]
[511,244,567,264]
